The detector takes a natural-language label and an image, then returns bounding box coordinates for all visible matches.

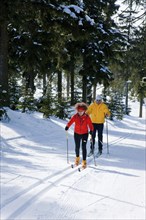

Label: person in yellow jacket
[86,95,110,156]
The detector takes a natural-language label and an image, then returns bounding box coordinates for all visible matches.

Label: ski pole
[90,134,97,166]
[66,131,69,163]
[106,118,109,154]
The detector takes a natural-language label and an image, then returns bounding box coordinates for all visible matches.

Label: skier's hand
[105,114,109,118]
[65,126,69,131]
[89,131,93,140]
[89,130,93,135]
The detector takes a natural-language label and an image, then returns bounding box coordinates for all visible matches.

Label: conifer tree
[38,82,55,118]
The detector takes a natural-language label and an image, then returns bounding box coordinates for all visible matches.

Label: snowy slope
[1,101,146,220]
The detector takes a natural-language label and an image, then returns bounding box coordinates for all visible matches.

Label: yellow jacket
[86,101,110,123]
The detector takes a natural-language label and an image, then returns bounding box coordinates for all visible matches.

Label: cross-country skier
[65,102,94,168]
[86,95,110,157]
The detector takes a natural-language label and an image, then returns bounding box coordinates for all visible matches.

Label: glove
[89,131,93,141]
[89,131,93,135]
[65,126,69,131]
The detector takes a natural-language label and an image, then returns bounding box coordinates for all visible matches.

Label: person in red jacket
[65,102,94,168]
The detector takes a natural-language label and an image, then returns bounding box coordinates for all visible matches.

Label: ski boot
[82,160,87,169]
[75,157,80,166]
[96,150,102,157]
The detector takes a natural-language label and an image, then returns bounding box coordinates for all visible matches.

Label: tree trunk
[66,71,70,99]
[70,69,74,105]
[0,3,9,106]
[29,71,36,92]
[23,71,36,93]
[70,57,75,105]
[57,70,62,101]
[82,75,87,102]
[93,83,96,101]
[139,96,143,118]
[43,72,47,96]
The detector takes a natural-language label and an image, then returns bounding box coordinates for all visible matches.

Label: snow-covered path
[1,102,145,219]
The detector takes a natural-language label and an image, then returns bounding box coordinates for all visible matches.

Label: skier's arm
[65,115,76,129]
[104,105,111,117]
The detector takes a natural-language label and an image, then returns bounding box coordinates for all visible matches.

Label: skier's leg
[97,124,104,153]
[81,133,88,168]
[74,133,81,165]
[81,133,88,160]
[91,123,96,152]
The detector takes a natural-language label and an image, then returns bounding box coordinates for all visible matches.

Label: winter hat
[75,102,88,111]
[77,106,86,111]
[96,95,102,101]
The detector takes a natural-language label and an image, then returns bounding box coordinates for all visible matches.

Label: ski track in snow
[1,163,93,219]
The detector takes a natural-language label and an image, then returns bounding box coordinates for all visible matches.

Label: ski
[78,166,86,172]
[89,151,102,158]
[88,151,93,157]
[70,163,87,171]
[71,164,75,168]
[96,152,102,158]
[71,163,80,168]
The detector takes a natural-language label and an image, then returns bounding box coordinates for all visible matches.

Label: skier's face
[78,110,85,116]
[96,99,102,104]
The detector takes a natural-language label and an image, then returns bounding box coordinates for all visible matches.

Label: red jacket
[67,113,94,134]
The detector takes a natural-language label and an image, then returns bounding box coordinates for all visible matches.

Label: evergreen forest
[0,0,146,120]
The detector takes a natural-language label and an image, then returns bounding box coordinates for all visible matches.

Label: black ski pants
[74,133,88,160]
[91,123,104,152]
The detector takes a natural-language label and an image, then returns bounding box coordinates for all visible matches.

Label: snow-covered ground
[1,101,146,220]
